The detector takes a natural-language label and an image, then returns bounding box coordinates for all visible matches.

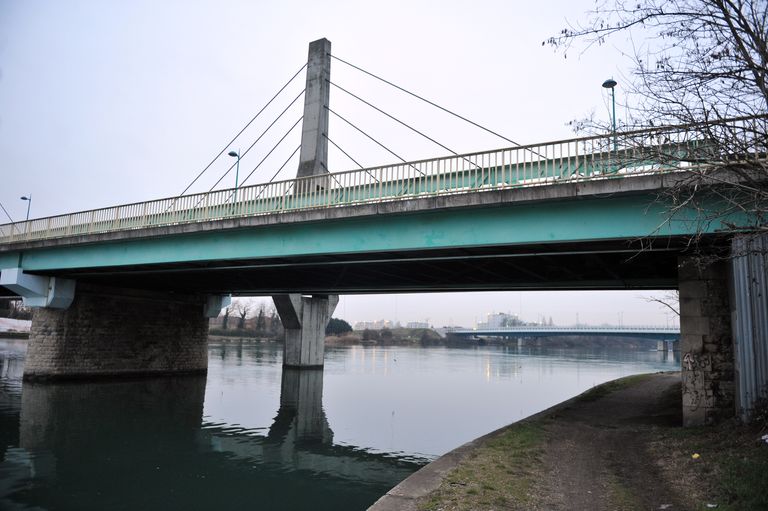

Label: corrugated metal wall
[731,233,768,422]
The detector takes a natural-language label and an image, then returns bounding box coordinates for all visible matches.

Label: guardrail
[1,116,765,245]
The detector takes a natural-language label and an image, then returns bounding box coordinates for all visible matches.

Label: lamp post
[602,78,618,152]
[20,195,32,221]
[228,150,240,205]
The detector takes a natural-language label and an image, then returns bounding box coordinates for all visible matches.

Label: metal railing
[1,116,765,245]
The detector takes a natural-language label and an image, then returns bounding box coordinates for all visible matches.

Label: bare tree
[645,290,681,317]
[267,304,282,337]
[547,0,768,244]
[221,306,231,330]
[255,302,267,334]
[233,299,251,330]
[8,299,31,320]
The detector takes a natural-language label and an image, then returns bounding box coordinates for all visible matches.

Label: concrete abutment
[24,284,211,381]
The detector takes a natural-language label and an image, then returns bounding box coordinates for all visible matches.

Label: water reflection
[0,341,419,511]
[269,368,332,444]
[0,338,679,511]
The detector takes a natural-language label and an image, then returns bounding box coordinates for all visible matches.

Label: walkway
[370,372,766,510]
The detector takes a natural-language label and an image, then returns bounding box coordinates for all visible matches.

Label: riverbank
[370,372,768,511]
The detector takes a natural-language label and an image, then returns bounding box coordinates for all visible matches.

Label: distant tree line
[210,298,283,339]
[0,299,31,320]
[326,318,353,335]
[210,298,354,341]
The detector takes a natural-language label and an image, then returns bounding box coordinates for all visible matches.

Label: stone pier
[678,257,735,426]
[24,284,213,380]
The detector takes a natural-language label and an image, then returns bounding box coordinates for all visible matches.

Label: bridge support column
[657,340,666,352]
[679,257,735,426]
[24,284,218,381]
[273,294,338,368]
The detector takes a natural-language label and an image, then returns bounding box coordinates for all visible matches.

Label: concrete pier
[273,294,338,368]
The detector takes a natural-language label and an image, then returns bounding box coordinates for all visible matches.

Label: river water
[0,338,678,511]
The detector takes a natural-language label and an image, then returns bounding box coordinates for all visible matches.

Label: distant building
[476,312,522,329]
[353,319,401,330]
[406,321,430,329]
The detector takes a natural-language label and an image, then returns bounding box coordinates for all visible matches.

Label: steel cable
[175,63,307,197]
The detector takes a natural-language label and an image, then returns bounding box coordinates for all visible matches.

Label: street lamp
[228,150,240,204]
[20,195,32,221]
[602,78,618,152]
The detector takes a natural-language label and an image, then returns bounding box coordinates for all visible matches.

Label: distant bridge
[448,325,680,340]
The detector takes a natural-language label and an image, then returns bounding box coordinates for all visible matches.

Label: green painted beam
[0,253,20,269]
[10,194,736,273]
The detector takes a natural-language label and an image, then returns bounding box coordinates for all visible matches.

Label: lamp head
[602,78,617,89]
[228,151,239,158]
[20,196,30,201]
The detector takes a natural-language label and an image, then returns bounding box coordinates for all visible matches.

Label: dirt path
[532,373,685,510]
[372,372,767,511]
[371,373,700,511]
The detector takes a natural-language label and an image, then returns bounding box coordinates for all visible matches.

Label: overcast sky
[0,0,677,327]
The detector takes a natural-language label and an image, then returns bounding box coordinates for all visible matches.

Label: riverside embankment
[370,372,768,511]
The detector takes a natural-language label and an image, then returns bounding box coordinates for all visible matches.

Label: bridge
[448,325,680,352]
[0,38,766,426]
[448,325,680,340]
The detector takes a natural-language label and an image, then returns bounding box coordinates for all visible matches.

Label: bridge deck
[1,117,763,246]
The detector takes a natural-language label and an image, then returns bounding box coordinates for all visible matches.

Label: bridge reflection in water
[2,357,422,511]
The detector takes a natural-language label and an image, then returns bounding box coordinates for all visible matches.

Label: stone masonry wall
[25,284,209,380]
[679,257,735,426]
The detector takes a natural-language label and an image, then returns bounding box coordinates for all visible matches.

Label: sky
[0,0,678,327]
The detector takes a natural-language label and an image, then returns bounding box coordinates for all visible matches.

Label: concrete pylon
[270,39,338,366]
[296,38,331,189]
[274,294,338,368]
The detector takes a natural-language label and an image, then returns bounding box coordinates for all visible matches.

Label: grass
[606,477,642,510]
[652,415,768,510]
[416,374,768,511]
[576,373,653,402]
[419,423,545,511]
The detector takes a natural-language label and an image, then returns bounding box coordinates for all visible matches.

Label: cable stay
[265,145,302,185]
[326,106,424,176]
[175,62,307,198]
[330,80,485,173]
[324,134,364,170]
[204,89,305,192]
[191,116,304,210]
[236,116,304,189]
[0,200,21,235]
[323,133,382,183]
[329,54,523,148]
[0,201,15,224]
